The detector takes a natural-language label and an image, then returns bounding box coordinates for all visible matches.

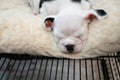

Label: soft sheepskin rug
[0,0,120,59]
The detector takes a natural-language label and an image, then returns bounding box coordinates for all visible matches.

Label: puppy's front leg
[29,0,40,15]
[81,0,92,10]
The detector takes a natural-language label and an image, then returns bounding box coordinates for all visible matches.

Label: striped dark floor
[0,53,120,80]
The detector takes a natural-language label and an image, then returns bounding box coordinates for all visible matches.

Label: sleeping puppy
[29,0,108,53]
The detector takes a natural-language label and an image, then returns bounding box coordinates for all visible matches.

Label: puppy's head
[43,9,108,53]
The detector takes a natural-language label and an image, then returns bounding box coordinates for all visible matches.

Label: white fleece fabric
[0,0,120,59]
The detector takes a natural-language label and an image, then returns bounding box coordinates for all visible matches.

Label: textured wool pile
[0,0,120,59]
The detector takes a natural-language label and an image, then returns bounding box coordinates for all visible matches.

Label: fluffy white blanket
[0,0,120,59]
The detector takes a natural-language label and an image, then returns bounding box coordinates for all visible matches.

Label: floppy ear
[85,9,108,21]
[43,16,55,31]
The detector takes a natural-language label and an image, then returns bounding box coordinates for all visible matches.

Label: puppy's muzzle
[65,44,74,53]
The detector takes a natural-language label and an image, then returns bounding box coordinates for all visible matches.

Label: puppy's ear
[43,16,55,31]
[85,9,108,21]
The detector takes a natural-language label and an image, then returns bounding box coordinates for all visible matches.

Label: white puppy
[29,0,108,53]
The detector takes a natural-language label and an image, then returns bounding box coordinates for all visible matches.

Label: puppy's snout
[65,44,74,53]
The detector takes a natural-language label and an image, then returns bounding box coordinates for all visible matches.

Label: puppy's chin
[58,44,83,54]
[55,37,86,54]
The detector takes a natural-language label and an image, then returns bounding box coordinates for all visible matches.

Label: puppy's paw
[32,10,39,15]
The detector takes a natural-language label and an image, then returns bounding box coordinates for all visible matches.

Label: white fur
[0,0,120,58]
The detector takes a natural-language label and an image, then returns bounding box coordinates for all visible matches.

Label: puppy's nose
[65,44,74,53]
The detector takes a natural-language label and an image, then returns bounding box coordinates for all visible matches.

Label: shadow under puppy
[29,0,108,53]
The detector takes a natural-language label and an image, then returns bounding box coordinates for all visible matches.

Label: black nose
[65,44,74,52]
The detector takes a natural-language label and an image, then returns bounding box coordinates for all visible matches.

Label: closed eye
[76,34,82,39]
[76,34,82,38]
[57,36,62,40]
[55,36,62,41]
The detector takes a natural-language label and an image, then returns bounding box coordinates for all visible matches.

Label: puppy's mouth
[58,43,83,54]
[59,47,82,54]
[63,49,81,54]
[57,38,84,54]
